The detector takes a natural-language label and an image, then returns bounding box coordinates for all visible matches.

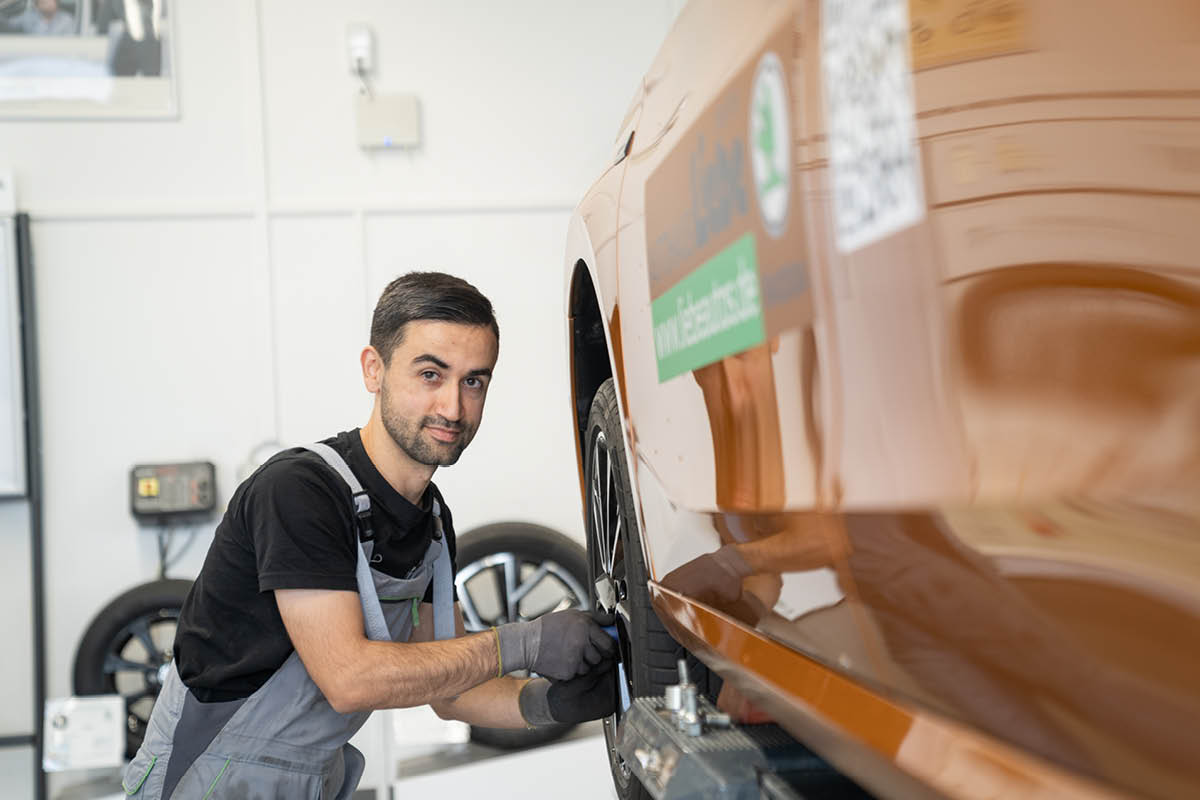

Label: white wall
[0,0,684,792]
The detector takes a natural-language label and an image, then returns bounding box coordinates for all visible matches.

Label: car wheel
[585,378,721,800]
[72,579,193,760]
[454,523,591,749]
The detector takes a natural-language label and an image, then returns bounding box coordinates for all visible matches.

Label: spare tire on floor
[72,579,193,760]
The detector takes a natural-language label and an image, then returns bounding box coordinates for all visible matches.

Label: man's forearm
[431,675,530,728]
[334,630,500,712]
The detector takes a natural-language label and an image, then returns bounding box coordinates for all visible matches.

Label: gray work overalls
[122,443,456,799]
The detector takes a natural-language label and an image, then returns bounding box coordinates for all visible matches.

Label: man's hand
[519,660,618,726]
[496,609,614,680]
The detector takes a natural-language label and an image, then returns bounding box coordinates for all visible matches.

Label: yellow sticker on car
[909,0,1030,71]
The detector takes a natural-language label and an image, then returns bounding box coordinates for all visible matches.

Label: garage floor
[53,724,617,800]
[391,729,616,799]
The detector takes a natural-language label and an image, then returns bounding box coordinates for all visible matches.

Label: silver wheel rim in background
[454,553,589,631]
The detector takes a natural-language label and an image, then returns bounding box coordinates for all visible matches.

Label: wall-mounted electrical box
[346,24,375,75]
[357,93,421,150]
[130,461,216,521]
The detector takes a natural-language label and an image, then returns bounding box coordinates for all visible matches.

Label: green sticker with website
[651,233,766,382]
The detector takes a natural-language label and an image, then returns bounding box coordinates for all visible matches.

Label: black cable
[355,58,374,99]
[156,526,173,579]
[164,526,200,573]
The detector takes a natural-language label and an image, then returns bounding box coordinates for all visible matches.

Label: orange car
[562,1,1200,798]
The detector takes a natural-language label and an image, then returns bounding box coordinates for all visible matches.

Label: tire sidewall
[584,379,720,799]
[584,379,651,798]
[72,578,193,759]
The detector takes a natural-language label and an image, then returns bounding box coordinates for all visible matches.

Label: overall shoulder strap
[427,498,455,641]
[303,442,374,541]
[300,443,390,642]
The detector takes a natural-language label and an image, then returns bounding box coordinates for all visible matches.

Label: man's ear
[361,346,385,393]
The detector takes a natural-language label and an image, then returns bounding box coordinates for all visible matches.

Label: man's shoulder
[242,446,352,509]
[231,448,359,545]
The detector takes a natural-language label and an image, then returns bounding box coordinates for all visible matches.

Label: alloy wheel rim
[589,427,634,783]
[454,553,589,631]
[102,609,179,748]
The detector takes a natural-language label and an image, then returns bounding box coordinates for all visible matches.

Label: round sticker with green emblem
[749,51,791,239]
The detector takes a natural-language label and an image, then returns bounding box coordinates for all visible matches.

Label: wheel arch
[568,259,615,465]
[564,190,655,585]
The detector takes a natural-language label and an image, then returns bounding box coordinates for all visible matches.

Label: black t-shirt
[174,429,457,702]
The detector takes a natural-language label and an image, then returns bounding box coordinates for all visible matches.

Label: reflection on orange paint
[653,582,1130,800]
[659,503,1200,796]
[693,341,786,510]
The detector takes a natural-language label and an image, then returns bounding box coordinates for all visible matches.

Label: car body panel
[565,0,1200,796]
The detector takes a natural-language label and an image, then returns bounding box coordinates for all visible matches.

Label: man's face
[374,320,498,467]
[36,0,58,16]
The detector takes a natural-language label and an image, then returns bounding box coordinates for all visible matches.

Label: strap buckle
[353,491,375,542]
[430,498,443,541]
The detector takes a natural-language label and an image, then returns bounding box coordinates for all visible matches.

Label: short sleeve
[242,457,359,593]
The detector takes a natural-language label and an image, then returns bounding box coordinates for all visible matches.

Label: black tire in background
[454,523,591,749]
[585,378,720,800]
[73,579,193,760]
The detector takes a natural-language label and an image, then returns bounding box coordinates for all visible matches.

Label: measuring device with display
[130,461,216,522]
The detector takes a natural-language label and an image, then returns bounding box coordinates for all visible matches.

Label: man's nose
[435,383,462,421]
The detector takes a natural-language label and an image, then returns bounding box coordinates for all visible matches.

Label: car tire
[585,378,720,800]
[72,579,193,760]
[454,523,591,750]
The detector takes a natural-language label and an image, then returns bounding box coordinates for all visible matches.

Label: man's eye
[421,370,440,381]
[464,377,482,389]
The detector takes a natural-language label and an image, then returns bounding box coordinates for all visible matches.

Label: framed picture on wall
[0,0,177,119]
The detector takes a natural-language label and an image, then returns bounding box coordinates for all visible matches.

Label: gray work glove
[519,659,618,726]
[495,609,615,681]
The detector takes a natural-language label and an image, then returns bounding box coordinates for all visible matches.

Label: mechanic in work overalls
[124,272,616,798]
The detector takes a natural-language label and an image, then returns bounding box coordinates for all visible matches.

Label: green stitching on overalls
[202,757,231,799]
[377,596,420,626]
[122,754,156,794]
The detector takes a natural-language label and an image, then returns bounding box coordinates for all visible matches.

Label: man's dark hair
[370,271,499,363]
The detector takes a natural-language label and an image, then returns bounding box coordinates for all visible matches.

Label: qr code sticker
[821,0,926,253]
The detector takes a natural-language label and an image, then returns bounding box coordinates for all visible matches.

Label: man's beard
[380,388,475,467]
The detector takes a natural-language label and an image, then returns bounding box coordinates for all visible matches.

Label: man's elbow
[430,697,460,721]
[328,693,361,715]
[322,677,369,715]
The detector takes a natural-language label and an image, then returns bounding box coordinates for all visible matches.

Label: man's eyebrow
[412,354,450,370]
[412,354,492,379]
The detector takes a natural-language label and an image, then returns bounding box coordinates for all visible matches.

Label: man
[17,0,76,36]
[123,272,616,798]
